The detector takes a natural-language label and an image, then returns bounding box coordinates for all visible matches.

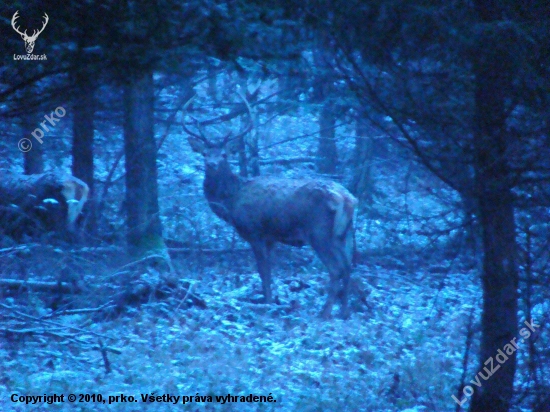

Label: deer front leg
[250,240,273,303]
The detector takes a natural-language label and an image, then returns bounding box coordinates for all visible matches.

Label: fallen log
[0,278,79,293]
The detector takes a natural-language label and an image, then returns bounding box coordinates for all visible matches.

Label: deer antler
[216,92,253,148]
[183,91,254,148]
[234,88,254,139]
[11,11,26,37]
[182,94,213,147]
[216,89,254,148]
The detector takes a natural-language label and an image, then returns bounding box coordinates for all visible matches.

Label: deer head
[12,11,49,54]
[184,95,357,318]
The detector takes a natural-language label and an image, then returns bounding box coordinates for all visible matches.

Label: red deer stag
[185,109,357,318]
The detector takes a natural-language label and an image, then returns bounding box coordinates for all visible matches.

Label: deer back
[226,177,357,247]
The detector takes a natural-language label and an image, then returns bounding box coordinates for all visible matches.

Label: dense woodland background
[0,0,549,411]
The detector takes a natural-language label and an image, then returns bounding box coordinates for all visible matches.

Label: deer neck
[203,162,242,223]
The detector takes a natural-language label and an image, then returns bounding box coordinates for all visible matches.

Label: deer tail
[329,192,358,266]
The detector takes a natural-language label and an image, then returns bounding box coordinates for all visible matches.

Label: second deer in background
[184,98,357,319]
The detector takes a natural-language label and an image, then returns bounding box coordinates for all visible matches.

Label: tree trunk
[207,65,218,102]
[72,69,95,233]
[317,103,337,175]
[313,47,338,176]
[123,70,165,256]
[469,3,519,410]
[22,117,43,175]
[350,119,374,204]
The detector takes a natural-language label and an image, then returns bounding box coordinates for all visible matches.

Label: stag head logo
[11,11,49,54]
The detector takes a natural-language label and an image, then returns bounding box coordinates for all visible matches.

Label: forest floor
[0,243,481,411]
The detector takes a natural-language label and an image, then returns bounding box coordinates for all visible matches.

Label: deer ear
[188,136,206,155]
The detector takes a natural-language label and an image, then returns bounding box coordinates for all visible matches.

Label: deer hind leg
[250,240,273,303]
[310,238,350,319]
[333,243,353,319]
[337,227,355,319]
